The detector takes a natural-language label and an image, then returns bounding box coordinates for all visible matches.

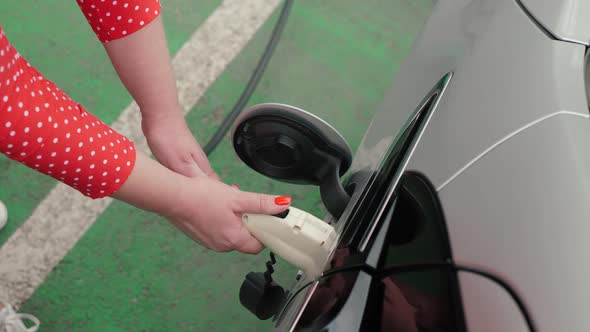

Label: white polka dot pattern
[0,27,136,199]
[76,0,162,42]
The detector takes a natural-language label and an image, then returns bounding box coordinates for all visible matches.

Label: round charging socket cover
[231,103,352,185]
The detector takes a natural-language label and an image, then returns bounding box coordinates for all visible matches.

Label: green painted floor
[1,1,434,330]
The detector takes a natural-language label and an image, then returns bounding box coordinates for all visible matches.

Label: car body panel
[352,0,587,189]
[440,114,590,331]
[520,0,590,45]
[459,272,530,332]
[271,0,590,330]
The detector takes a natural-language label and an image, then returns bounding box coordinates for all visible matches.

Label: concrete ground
[0,0,433,330]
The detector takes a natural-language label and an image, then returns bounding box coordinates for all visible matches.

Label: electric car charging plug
[241,207,338,280]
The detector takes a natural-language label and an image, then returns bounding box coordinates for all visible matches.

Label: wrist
[142,105,181,116]
[112,152,189,217]
[141,108,187,135]
[164,176,198,220]
[159,178,191,221]
[139,102,183,121]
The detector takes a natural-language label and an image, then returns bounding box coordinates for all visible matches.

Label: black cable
[285,261,536,332]
[454,264,537,332]
[279,265,369,315]
[377,261,536,332]
[203,0,295,155]
[376,261,451,277]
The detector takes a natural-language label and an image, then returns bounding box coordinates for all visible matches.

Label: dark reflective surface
[296,248,358,329]
[378,271,456,331]
[375,173,464,331]
[292,173,466,331]
[296,249,459,331]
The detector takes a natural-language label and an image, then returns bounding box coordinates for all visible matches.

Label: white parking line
[0,0,280,307]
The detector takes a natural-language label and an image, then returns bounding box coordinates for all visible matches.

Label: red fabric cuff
[77,0,162,43]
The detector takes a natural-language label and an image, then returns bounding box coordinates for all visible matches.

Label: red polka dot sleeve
[76,0,162,42]
[0,28,136,199]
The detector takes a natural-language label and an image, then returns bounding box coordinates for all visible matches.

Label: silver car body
[275,0,590,330]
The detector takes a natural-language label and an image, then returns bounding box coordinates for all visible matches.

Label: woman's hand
[142,112,219,180]
[167,176,291,253]
[112,152,290,254]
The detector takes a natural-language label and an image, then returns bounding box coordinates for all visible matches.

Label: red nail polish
[274,196,292,206]
[232,183,239,189]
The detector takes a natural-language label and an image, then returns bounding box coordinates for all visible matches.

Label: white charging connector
[242,206,337,279]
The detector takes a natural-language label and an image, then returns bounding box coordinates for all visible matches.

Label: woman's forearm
[111,150,293,254]
[76,0,174,118]
[111,151,186,218]
[89,6,217,178]
[102,15,180,120]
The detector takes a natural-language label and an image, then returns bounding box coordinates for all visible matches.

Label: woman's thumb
[236,192,292,215]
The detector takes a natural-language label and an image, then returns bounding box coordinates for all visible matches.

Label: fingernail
[232,183,239,189]
[274,196,292,206]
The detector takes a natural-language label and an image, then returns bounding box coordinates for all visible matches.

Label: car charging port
[231,103,354,220]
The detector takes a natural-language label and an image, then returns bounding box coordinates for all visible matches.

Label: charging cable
[203,0,294,155]
[285,260,536,332]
